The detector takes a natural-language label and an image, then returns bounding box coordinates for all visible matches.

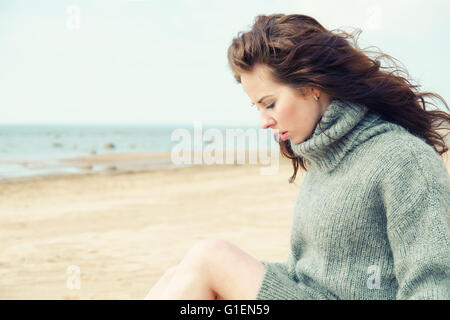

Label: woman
[145,14,450,300]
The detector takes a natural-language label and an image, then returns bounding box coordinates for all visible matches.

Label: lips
[273,130,289,142]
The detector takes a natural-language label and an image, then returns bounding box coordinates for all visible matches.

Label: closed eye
[251,101,275,110]
[265,102,275,109]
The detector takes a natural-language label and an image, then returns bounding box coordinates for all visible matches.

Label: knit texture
[256,98,450,300]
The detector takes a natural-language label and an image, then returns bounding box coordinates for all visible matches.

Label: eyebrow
[251,95,274,106]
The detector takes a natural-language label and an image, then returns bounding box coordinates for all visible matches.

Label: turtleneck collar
[288,98,384,172]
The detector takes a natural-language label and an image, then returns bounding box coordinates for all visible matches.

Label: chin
[290,137,302,144]
[290,133,311,145]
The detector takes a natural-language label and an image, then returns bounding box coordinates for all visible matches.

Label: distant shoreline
[0,149,282,182]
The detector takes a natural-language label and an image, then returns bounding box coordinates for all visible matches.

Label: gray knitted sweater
[256,99,450,300]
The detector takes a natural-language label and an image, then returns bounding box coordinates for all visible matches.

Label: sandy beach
[1,150,449,300]
[0,152,307,299]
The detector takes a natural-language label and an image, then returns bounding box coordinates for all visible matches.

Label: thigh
[144,265,178,300]
[181,238,266,300]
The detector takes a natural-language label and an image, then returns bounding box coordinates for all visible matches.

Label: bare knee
[173,238,264,300]
[160,264,179,283]
[166,239,231,298]
[190,238,231,255]
[178,238,241,289]
[181,238,231,270]
[182,238,265,300]
[144,264,180,299]
[165,265,178,276]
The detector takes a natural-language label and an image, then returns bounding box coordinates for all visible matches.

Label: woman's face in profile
[240,63,326,145]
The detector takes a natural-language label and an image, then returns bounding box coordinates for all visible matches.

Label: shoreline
[0,149,281,182]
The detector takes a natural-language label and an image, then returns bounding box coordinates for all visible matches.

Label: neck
[289,98,384,172]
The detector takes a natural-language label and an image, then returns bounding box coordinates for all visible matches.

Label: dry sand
[0,153,304,299]
[1,151,448,300]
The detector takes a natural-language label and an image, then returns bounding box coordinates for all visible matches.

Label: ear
[296,87,314,98]
[311,88,320,99]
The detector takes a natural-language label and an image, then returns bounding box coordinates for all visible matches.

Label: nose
[260,113,276,130]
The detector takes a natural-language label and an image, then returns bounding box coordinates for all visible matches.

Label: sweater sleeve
[380,144,450,300]
[255,260,333,300]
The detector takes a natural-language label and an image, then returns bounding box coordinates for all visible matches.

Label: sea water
[0,124,266,180]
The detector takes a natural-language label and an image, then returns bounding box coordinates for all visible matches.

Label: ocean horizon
[0,123,272,180]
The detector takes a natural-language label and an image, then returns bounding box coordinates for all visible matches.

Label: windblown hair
[227,14,450,183]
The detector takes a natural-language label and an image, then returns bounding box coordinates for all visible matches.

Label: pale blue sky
[0,0,449,125]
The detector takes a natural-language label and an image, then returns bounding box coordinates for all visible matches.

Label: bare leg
[145,265,227,300]
[159,261,216,300]
[159,238,266,300]
[144,265,178,300]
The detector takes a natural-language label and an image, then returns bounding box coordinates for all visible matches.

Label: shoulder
[367,122,448,177]
[368,122,449,203]
[364,124,450,230]
[356,121,449,196]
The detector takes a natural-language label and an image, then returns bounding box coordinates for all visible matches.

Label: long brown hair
[227,14,449,183]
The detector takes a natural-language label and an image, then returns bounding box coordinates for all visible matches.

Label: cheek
[279,103,306,126]
[278,103,298,122]
[280,103,319,134]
